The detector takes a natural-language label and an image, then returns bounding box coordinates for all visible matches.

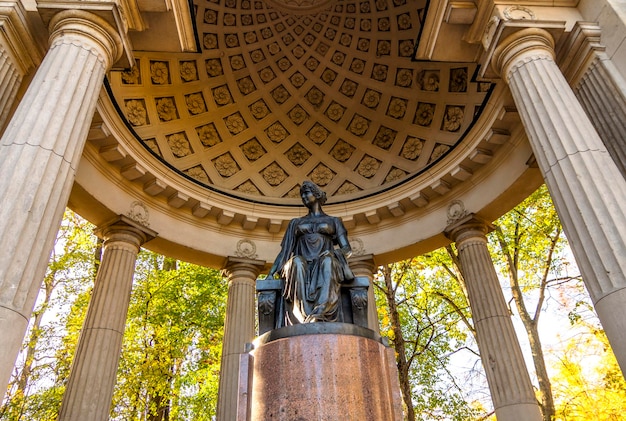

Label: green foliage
[0,210,97,421]
[375,256,486,421]
[111,252,226,421]
[551,321,626,420]
[1,212,226,421]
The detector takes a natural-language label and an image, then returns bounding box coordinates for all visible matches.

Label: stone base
[239,323,403,421]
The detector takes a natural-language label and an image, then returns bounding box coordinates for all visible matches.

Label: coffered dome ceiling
[107,0,493,205]
[77,0,539,264]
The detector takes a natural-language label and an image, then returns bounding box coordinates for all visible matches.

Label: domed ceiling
[107,0,493,205]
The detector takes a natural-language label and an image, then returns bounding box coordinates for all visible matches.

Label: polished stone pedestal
[238,323,403,421]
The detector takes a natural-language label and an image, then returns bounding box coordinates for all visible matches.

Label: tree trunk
[381,264,416,421]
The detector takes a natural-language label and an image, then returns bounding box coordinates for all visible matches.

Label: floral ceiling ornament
[125,99,147,126]
[230,55,245,70]
[398,39,415,57]
[150,61,169,84]
[271,85,290,104]
[167,132,192,158]
[121,63,141,84]
[196,123,221,147]
[385,167,407,183]
[179,61,198,82]
[362,89,381,108]
[262,162,288,186]
[286,143,311,166]
[414,102,435,126]
[203,33,218,49]
[326,102,345,121]
[348,115,369,136]
[357,156,381,178]
[373,126,397,150]
[288,105,308,125]
[185,93,206,115]
[336,182,360,195]
[309,164,334,186]
[330,140,355,162]
[307,123,329,144]
[401,137,424,160]
[205,58,223,77]
[224,113,247,134]
[213,85,233,106]
[449,67,468,93]
[241,138,266,161]
[127,201,150,227]
[429,144,450,163]
[266,121,289,143]
[306,86,324,107]
[236,180,261,195]
[156,97,178,122]
[214,153,240,177]
[249,99,270,120]
[184,166,210,184]
[387,97,408,119]
[418,70,440,91]
[442,106,464,132]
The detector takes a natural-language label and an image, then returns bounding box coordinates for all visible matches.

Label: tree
[375,256,486,421]
[111,251,226,421]
[0,210,98,421]
[490,185,580,421]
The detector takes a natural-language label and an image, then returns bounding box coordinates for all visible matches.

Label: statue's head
[300,181,327,205]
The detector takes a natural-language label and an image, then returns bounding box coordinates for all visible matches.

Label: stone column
[0,1,43,132]
[217,257,265,421]
[491,27,626,374]
[445,216,542,421]
[557,22,626,179]
[0,10,122,391]
[58,216,156,421]
[349,254,379,333]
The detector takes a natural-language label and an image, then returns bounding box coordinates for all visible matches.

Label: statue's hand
[340,245,353,259]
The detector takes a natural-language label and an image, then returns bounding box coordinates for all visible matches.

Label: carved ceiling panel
[108,0,491,204]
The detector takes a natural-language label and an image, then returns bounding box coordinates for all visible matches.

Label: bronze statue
[268,181,354,324]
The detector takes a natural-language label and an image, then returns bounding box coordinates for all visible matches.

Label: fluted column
[557,22,626,179]
[0,1,43,133]
[0,10,122,391]
[446,216,542,421]
[58,216,156,421]
[0,48,22,131]
[349,254,380,333]
[492,27,626,374]
[217,257,265,421]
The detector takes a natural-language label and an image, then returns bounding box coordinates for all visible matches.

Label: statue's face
[301,187,316,207]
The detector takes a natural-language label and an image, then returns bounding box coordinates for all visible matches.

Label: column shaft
[0,10,121,392]
[216,257,264,421]
[447,219,542,421]
[0,48,21,131]
[58,218,155,421]
[575,57,626,177]
[494,28,626,373]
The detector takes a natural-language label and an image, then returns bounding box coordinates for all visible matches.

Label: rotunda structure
[1,0,626,419]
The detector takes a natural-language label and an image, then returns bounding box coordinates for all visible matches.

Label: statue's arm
[267,218,298,278]
[335,218,352,258]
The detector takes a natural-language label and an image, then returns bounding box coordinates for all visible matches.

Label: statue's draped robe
[273,214,354,323]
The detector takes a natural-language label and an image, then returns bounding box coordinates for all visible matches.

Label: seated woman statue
[267,181,354,324]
